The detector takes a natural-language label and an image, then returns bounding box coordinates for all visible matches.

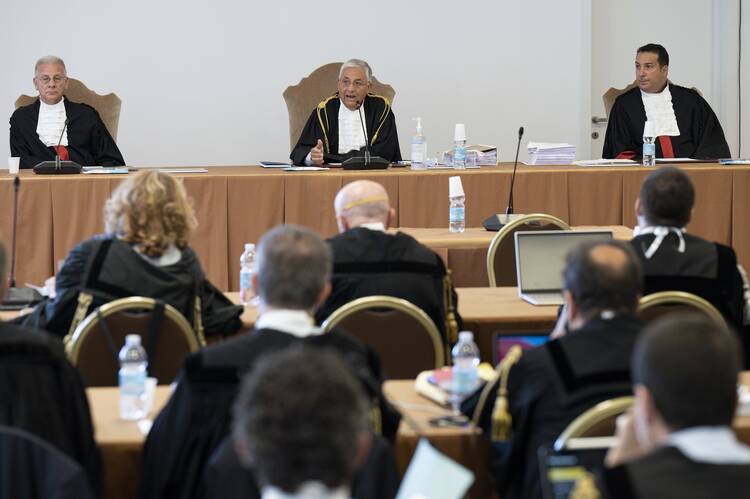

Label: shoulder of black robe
[290,94,341,164]
[669,84,731,159]
[316,228,462,340]
[363,93,401,162]
[63,99,125,166]
[602,87,643,159]
[600,445,750,499]
[9,99,55,169]
[0,322,102,496]
[0,425,95,499]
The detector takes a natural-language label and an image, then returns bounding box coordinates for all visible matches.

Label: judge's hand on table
[310,139,324,165]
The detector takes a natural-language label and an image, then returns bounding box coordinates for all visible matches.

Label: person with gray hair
[141,224,401,499]
[10,55,124,169]
[290,58,401,165]
[315,180,461,342]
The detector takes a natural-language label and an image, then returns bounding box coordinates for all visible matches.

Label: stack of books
[526,142,576,165]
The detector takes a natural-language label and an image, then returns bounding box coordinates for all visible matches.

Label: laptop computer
[493,333,549,365]
[538,442,611,499]
[515,230,614,306]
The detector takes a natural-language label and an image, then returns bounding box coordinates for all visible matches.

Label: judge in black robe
[10,98,125,169]
[602,83,730,160]
[290,93,402,165]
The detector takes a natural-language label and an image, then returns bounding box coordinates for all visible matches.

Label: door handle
[591,116,608,124]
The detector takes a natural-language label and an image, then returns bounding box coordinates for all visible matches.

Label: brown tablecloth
[2,163,747,292]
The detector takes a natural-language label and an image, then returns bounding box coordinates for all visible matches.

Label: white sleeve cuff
[304,151,314,166]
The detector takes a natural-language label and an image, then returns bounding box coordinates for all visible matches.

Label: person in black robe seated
[599,314,750,498]
[20,170,242,342]
[290,59,401,165]
[0,237,101,495]
[602,43,730,160]
[231,347,379,499]
[315,180,461,343]
[464,240,644,499]
[140,225,400,499]
[629,166,749,363]
[9,55,125,169]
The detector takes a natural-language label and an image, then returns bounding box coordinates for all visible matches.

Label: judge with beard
[290,59,401,165]
[603,43,730,160]
[10,55,125,169]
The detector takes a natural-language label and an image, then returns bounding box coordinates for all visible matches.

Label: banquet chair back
[15,78,122,140]
[554,396,633,451]
[637,290,726,328]
[321,295,444,379]
[283,62,396,149]
[486,214,570,287]
[66,296,199,387]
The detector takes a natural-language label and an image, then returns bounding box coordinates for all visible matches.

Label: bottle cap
[454,123,466,141]
[642,121,655,138]
[244,243,255,252]
[458,331,474,342]
[448,176,465,198]
[125,334,141,346]
[413,117,423,132]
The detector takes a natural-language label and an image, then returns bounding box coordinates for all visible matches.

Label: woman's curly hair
[104,170,197,257]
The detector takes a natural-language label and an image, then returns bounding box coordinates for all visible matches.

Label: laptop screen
[494,334,549,365]
[538,445,609,499]
[515,231,614,293]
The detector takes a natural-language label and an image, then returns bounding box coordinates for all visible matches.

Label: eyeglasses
[36,75,66,85]
[339,78,367,89]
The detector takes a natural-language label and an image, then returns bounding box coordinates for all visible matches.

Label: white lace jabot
[36,97,68,147]
[641,85,680,137]
[338,102,367,154]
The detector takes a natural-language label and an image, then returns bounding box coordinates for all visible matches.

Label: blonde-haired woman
[25,170,241,340]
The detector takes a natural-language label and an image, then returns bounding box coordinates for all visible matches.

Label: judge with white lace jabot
[602,43,730,161]
[9,55,124,169]
[629,167,750,365]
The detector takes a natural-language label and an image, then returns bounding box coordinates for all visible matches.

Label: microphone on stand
[33,118,82,174]
[1,176,43,310]
[342,99,390,170]
[482,126,526,231]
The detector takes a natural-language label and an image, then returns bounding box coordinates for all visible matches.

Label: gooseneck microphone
[33,117,82,174]
[505,126,525,216]
[356,101,371,165]
[8,177,20,288]
[54,118,69,170]
[341,98,389,170]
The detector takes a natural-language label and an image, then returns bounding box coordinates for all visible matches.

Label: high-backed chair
[321,296,444,379]
[486,214,570,287]
[15,78,122,140]
[282,62,396,149]
[603,81,702,119]
[554,396,633,451]
[66,296,200,387]
[638,291,726,328]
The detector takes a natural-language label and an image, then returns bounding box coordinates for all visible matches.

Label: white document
[284,166,329,171]
[396,439,474,499]
[655,157,698,163]
[572,159,637,166]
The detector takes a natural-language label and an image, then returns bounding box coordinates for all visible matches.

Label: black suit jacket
[10,98,125,168]
[466,315,643,499]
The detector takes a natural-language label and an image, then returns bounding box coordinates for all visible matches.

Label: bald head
[563,240,643,319]
[334,180,394,232]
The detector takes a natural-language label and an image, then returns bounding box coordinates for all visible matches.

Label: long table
[2,163,748,291]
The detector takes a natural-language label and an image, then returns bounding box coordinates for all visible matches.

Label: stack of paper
[526,142,576,165]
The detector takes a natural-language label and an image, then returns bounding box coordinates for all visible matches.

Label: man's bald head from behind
[334,180,395,233]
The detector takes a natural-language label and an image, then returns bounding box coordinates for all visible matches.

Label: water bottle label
[643,143,655,157]
[450,206,465,222]
[240,269,252,290]
[120,371,146,397]
[453,366,478,395]
[455,146,467,162]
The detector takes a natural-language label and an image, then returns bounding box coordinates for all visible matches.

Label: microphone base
[342,156,390,170]
[482,213,527,232]
[0,286,44,310]
[33,161,83,175]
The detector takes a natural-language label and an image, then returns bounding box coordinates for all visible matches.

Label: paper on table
[572,159,637,166]
[395,439,474,499]
[284,166,329,171]
[655,158,698,163]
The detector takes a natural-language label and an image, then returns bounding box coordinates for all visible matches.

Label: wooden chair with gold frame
[638,291,726,327]
[321,295,445,379]
[554,396,634,451]
[486,213,570,287]
[66,296,200,387]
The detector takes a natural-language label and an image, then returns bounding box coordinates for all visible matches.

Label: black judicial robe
[10,98,125,169]
[290,93,402,165]
[602,84,730,160]
[600,446,750,499]
[464,315,643,499]
[315,228,462,342]
[140,327,400,499]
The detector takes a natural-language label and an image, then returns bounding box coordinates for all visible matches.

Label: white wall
[0,0,588,166]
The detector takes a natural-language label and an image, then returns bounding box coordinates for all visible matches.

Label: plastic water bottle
[642,121,655,167]
[450,331,480,412]
[449,195,466,233]
[239,243,256,306]
[119,334,148,421]
[453,123,467,169]
[411,117,427,170]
